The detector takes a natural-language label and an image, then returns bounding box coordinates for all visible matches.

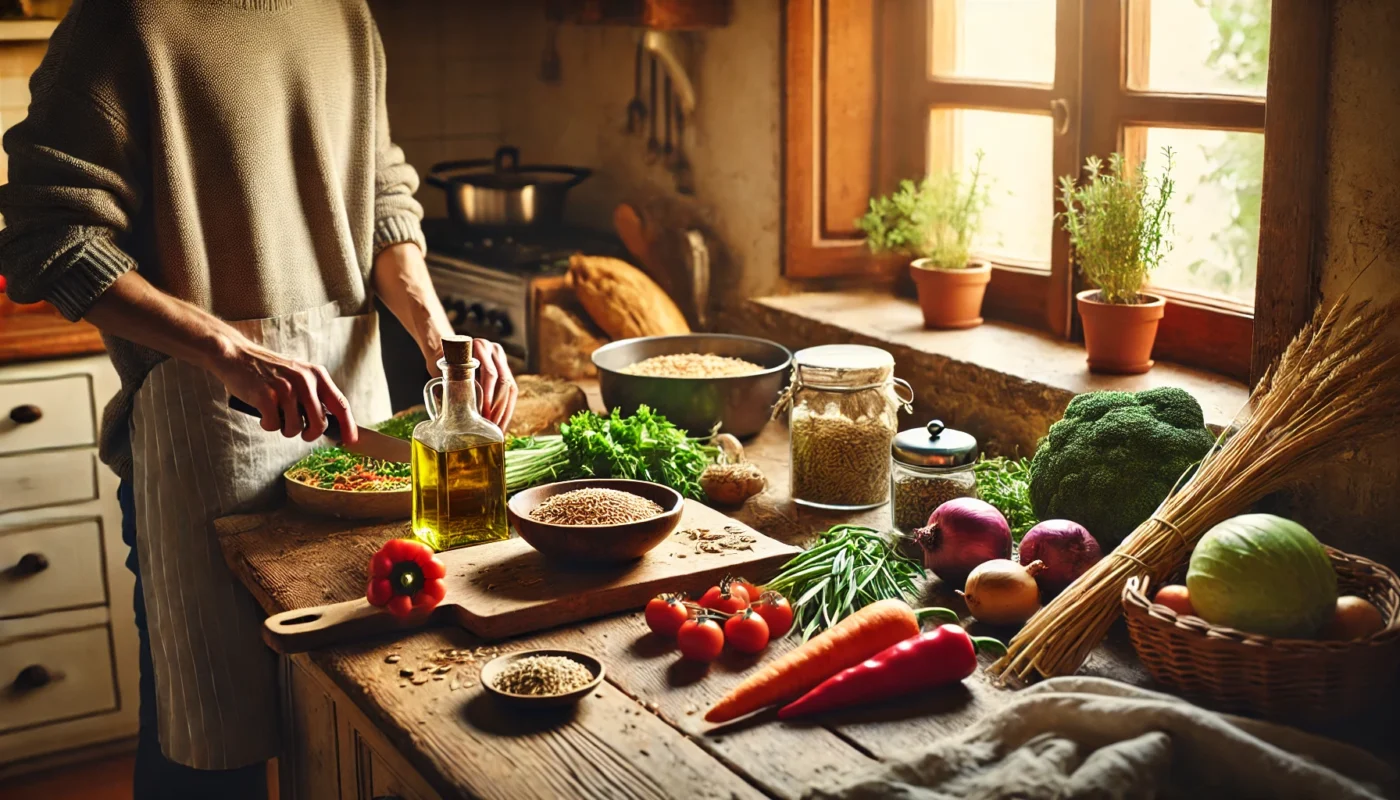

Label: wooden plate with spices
[282,408,423,520]
[507,479,684,563]
[480,649,605,707]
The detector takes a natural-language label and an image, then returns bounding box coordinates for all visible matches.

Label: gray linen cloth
[808,677,1396,800]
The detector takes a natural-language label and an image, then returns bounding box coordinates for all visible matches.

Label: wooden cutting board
[251,500,800,653]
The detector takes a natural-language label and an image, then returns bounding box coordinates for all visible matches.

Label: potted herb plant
[857,152,992,329]
[1058,150,1175,374]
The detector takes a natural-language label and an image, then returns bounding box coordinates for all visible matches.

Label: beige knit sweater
[0,0,425,479]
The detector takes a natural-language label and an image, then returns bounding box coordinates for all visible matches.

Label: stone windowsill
[721,291,1250,456]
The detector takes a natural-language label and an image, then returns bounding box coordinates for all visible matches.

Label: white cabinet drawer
[0,450,100,514]
[0,625,117,735]
[0,520,106,618]
[0,375,97,455]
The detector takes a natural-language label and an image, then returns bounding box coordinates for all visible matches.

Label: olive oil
[411,438,509,551]
[409,334,509,552]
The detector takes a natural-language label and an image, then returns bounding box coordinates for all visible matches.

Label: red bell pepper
[777,624,1006,719]
[366,539,447,619]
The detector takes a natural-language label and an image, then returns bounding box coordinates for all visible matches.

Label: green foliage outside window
[1192,0,1270,298]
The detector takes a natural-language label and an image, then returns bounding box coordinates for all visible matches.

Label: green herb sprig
[1058,149,1176,304]
[856,149,991,269]
[559,406,717,500]
[286,405,718,500]
[973,456,1037,543]
[765,525,927,640]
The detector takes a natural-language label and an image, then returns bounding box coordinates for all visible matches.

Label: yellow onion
[958,559,1045,626]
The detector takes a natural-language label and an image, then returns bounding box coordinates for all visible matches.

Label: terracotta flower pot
[1077,289,1166,374]
[910,259,991,330]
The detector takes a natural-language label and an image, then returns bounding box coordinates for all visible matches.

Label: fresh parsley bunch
[559,406,717,500]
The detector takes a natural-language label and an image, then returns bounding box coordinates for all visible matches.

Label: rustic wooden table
[216,402,1174,800]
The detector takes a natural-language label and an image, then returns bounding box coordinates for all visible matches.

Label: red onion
[913,497,1011,588]
[1018,519,1102,595]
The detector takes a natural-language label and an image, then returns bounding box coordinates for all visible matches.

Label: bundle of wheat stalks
[992,296,1400,682]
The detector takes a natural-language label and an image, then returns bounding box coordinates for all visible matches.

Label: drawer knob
[8,404,42,424]
[13,664,57,692]
[10,552,49,576]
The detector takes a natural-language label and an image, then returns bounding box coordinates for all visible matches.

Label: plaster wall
[1284,0,1400,564]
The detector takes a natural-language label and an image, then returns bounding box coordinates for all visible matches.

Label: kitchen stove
[422,218,628,373]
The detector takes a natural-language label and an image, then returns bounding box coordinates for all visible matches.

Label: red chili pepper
[366,539,447,619]
[776,624,1006,719]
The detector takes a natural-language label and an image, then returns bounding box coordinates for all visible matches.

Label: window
[785,0,1283,381]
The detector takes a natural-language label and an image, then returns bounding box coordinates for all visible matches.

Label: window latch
[1051,98,1072,137]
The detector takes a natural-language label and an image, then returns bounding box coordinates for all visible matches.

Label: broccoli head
[1028,387,1214,548]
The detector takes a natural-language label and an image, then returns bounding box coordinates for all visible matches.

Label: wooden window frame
[784,0,1329,384]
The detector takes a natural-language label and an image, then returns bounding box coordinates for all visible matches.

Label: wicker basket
[1122,547,1400,724]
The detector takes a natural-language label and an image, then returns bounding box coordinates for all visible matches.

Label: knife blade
[228,395,412,463]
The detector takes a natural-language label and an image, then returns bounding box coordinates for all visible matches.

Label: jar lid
[792,344,895,390]
[892,420,978,468]
[793,344,893,371]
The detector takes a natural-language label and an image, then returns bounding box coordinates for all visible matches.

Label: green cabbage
[1186,514,1337,639]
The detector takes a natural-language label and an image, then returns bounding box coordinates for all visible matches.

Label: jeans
[119,481,269,800]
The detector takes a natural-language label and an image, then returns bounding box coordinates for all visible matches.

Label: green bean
[764,524,926,640]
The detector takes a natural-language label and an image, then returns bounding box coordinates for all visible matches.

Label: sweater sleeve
[370,24,426,258]
[0,4,145,321]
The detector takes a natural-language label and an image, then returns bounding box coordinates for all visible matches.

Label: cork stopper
[442,335,474,366]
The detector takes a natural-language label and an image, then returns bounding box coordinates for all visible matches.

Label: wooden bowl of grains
[507,479,684,563]
[481,649,605,707]
[591,333,792,438]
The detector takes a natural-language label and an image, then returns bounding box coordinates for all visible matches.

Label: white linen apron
[129,301,391,769]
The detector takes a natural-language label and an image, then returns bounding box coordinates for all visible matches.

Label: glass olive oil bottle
[411,335,509,551]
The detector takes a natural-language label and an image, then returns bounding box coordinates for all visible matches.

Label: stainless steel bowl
[591,334,792,438]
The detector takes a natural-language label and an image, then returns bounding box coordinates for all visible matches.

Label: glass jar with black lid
[890,419,978,533]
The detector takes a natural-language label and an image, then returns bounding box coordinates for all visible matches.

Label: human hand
[473,337,517,430]
[422,335,517,429]
[210,336,358,443]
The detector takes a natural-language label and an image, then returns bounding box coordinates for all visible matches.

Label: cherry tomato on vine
[677,616,725,662]
[723,608,770,654]
[732,577,763,605]
[644,593,690,637]
[751,591,794,638]
[699,577,750,614]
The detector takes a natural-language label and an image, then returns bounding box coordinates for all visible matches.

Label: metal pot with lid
[426,146,591,228]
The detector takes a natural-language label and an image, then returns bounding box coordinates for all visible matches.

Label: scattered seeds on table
[399,668,414,678]
[385,654,400,664]
[673,526,757,555]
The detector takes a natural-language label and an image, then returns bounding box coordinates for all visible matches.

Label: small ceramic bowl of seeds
[508,479,684,563]
[480,649,605,708]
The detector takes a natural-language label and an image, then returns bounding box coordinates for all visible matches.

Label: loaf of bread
[537,303,606,380]
[507,374,591,437]
[567,255,690,340]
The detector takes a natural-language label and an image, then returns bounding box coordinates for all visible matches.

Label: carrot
[704,599,958,723]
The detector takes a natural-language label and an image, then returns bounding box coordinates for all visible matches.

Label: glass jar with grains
[778,344,913,510]
[890,420,978,534]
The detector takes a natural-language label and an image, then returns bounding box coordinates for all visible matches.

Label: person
[0,2,516,796]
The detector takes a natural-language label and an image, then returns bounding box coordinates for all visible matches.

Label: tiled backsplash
[370,0,521,218]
